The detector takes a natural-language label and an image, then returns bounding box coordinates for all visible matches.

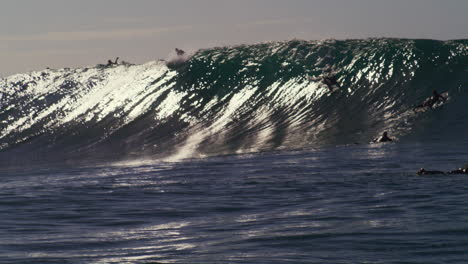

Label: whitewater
[1,38,467,263]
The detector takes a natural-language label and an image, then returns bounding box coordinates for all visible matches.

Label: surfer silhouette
[322,64,340,91]
[106,57,119,66]
[175,48,185,56]
[427,89,446,107]
[448,164,468,174]
[322,75,339,91]
[308,64,340,92]
[417,164,468,175]
[414,89,447,110]
[372,131,393,143]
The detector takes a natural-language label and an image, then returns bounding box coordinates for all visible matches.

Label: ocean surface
[1,38,467,263]
[2,142,468,264]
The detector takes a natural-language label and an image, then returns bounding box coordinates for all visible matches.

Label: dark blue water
[2,141,468,264]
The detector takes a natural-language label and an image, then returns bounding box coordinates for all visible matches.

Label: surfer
[414,89,447,110]
[321,64,340,91]
[322,75,339,92]
[175,48,185,56]
[448,164,468,174]
[308,64,340,92]
[106,57,119,66]
[431,89,446,102]
[372,131,393,143]
[417,168,445,175]
[417,164,468,175]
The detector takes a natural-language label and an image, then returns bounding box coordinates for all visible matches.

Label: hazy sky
[1,0,467,77]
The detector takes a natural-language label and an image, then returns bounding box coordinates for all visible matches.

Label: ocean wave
[1,38,467,164]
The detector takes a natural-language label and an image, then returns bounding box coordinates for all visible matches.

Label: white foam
[0,61,175,144]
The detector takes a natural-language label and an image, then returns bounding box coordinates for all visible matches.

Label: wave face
[1,38,467,164]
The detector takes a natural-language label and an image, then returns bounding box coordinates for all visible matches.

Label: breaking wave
[1,38,467,165]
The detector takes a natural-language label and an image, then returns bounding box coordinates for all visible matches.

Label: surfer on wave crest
[175,48,185,56]
[106,57,119,66]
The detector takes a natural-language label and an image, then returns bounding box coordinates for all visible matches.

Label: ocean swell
[1,38,467,164]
